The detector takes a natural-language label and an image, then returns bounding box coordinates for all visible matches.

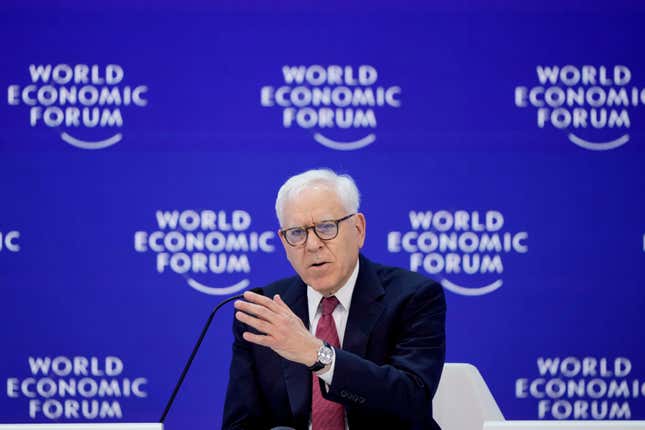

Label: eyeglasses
[280,213,356,247]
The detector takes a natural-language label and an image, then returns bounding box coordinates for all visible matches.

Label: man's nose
[305,229,324,250]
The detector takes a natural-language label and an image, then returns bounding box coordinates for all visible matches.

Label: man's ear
[277,229,289,251]
[355,213,366,248]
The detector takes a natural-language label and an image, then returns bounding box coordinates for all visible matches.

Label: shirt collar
[307,259,360,323]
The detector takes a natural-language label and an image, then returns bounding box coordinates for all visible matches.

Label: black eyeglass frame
[279,213,356,247]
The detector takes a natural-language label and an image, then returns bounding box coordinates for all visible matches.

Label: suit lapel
[278,256,385,426]
[343,255,386,357]
[280,278,311,428]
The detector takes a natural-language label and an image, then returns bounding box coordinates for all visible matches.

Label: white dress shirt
[307,259,359,379]
[306,259,359,430]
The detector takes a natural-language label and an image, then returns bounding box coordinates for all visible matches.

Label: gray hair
[275,168,361,226]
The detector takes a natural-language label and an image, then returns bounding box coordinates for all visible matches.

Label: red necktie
[311,296,345,430]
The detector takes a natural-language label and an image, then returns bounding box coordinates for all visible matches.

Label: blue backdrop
[1,1,644,428]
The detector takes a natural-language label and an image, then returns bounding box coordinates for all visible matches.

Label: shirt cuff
[316,346,335,388]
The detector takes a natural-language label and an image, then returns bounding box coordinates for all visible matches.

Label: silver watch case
[317,342,334,365]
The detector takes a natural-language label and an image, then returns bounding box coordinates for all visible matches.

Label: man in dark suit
[223,169,446,430]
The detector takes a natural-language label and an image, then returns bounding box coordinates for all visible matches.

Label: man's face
[279,184,366,296]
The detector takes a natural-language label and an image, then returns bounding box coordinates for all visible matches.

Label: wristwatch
[307,341,334,372]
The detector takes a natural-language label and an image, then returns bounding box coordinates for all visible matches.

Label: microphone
[159,287,263,423]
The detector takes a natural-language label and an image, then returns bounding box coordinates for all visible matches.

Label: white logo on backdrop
[515,65,644,151]
[7,64,148,150]
[0,230,20,252]
[134,210,275,295]
[515,356,642,420]
[260,65,401,150]
[6,356,147,420]
[387,210,528,296]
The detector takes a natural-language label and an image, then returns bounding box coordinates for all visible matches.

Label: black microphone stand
[159,292,246,423]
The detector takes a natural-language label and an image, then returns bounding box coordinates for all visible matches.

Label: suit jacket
[223,255,446,430]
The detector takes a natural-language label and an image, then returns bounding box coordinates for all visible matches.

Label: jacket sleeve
[222,316,267,430]
[321,280,446,420]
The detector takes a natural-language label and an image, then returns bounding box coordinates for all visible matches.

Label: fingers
[235,291,294,320]
[236,292,313,364]
[234,294,296,335]
[242,291,282,313]
[242,331,274,348]
[235,311,272,334]
[273,294,292,312]
[234,300,277,323]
